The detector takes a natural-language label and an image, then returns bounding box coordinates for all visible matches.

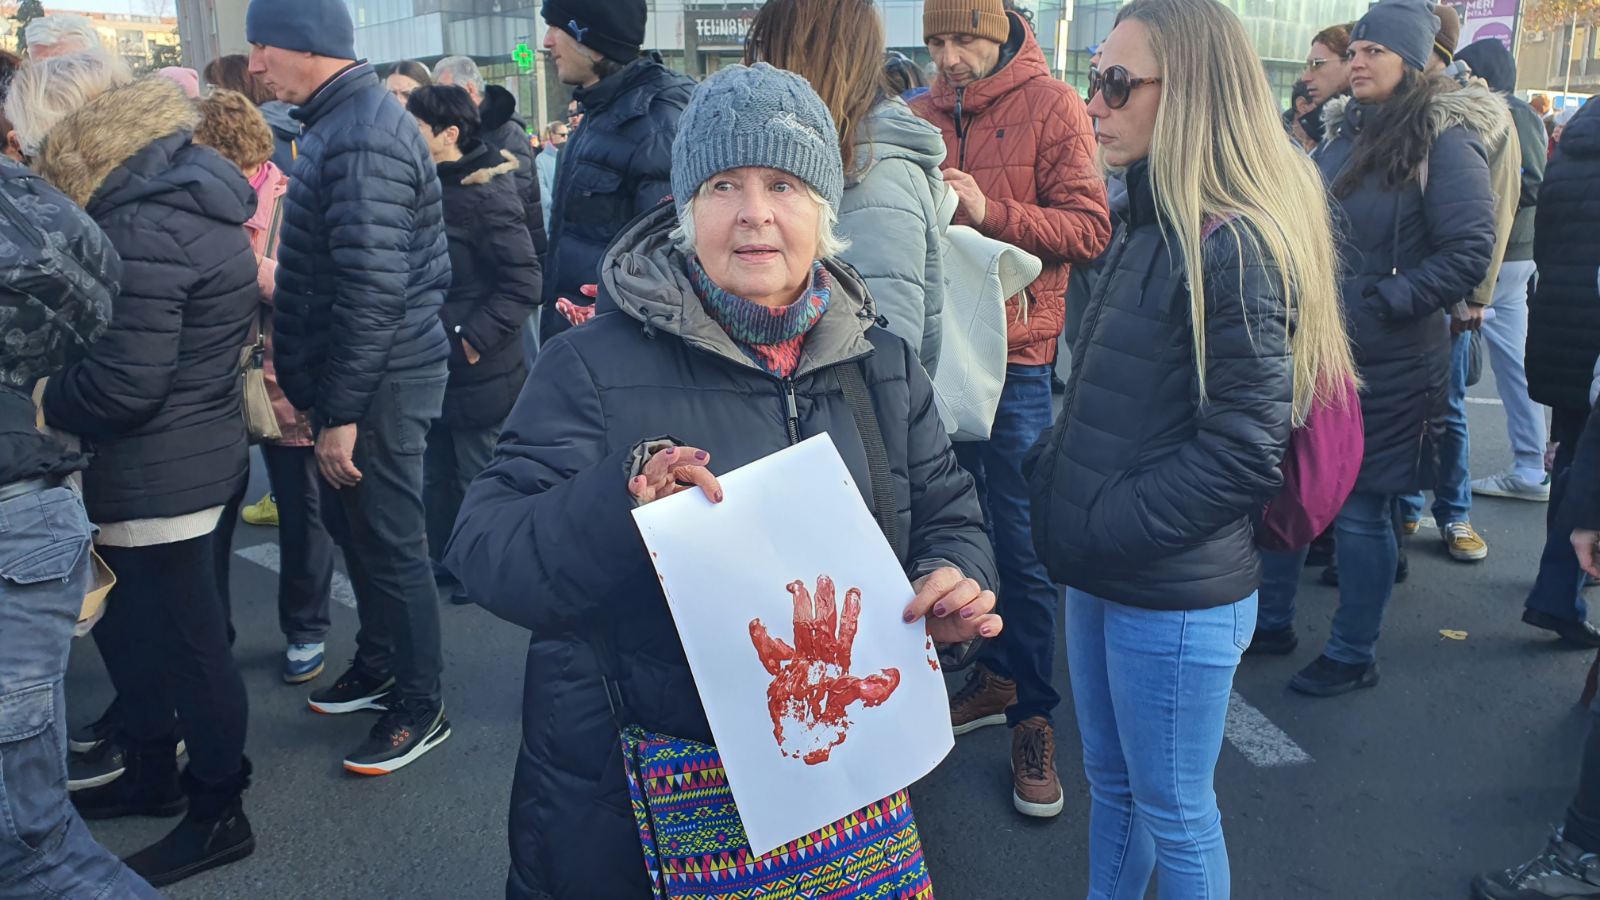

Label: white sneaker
[1471,471,1551,502]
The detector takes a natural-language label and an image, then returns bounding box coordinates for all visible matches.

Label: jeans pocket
[386,377,446,456]
[1231,596,1258,653]
[0,682,65,857]
[0,490,91,587]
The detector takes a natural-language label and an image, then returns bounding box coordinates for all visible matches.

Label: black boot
[125,759,256,888]
[72,740,185,820]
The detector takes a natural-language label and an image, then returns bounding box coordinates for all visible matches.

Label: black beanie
[541,0,647,64]
[1351,0,1442,73]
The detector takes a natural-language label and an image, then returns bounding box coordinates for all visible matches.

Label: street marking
[1226,691,1313,767]
[235,542,356,609]
[1465,397,1503,405]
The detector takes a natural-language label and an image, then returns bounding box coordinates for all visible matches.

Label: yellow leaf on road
[1439,629,1468,641]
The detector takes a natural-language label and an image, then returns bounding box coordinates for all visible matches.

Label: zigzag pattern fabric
[621,726,935,899]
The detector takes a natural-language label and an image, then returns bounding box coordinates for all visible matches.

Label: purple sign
[1456,0,1520,50]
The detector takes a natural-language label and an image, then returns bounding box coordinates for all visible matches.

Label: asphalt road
[67,360,1596,900]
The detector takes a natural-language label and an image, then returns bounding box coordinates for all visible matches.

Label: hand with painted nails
[749,576,901,765]
[905,567,1001,645]
[629,444,723,506]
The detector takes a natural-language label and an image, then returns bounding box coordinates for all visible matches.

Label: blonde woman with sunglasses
[1027,0,1355,894]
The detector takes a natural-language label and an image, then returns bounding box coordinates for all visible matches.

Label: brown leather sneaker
[1011,716,1064,818]
[949,664,1016,736]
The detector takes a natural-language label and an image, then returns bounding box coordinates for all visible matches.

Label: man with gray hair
[25,14,103,60]
[435,55,544,254]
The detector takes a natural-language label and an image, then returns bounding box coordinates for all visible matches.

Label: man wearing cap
[911,0,1110,821]
[247,0,455,776]
[538,0,693,341]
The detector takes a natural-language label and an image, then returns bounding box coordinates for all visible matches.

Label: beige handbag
[30,381,116,635]
[239,313,282,443]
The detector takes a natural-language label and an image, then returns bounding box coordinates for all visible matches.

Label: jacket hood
[1455,39,1516,93]
[924,12,1048,117]
[1559,100,1600,158]
[259,100,300,137]
[35,78,255,228]
[244,159,288,235]
[596,202,878,378]
[1325,82,1513,154]
[846,97,946,188]
[481,84,521,132]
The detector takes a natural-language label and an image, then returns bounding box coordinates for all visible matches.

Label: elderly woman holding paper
[446,63,999,900]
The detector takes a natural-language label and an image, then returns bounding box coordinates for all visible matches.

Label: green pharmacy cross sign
[513,40,534,71]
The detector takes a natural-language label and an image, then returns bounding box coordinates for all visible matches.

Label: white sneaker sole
[952,712,1009,737]
[283,660,326,685]
[308,692,392,715]
[343,721,451,776]
[1013,790,1065,818]
[68,738,101,754]
[1447,544,1489,562]
[1471,484,1550,502]
[67,766,125,791]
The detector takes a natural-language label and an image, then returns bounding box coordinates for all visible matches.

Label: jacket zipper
[953,87,969,170]
[782,378,801,445]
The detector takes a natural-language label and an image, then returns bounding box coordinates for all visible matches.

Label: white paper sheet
[632,433,954,856]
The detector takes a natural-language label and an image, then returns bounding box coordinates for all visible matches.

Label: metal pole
[1564,10,1577,98]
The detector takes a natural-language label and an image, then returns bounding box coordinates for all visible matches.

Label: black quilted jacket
[1527,100,1600,413]
[1028,160,1293,610]
[445,203,995,900]
[274,63,451,427]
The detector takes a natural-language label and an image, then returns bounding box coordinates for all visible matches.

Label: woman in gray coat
[745,0,947,374]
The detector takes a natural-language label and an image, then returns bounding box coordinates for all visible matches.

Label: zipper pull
[783,379,801,444]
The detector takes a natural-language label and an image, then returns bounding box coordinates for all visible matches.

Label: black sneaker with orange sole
[343,704,451,776]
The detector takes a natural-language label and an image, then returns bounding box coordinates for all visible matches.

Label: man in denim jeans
[0,154,157,897]
[911,0,1111,818]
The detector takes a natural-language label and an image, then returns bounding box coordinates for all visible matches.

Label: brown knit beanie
[923,0,1009,44]
[1433,4,1461,63]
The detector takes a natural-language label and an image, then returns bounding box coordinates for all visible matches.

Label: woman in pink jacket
[196,89,336,685]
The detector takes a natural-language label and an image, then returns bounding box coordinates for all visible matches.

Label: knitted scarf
[688,256,830,379]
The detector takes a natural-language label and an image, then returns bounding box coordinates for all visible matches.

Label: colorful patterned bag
[621,725,935,899]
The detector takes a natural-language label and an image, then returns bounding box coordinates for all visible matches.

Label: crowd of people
[1,0,1598,897]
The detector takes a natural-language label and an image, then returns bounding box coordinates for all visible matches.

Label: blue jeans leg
[0,486,160,900]
[1256,547,1308,633]
[1066,588,1253,900]
[957,363,1059,725]
[1482,260,1547,478]
[1527,407,1591,623]
[1325,491,1398,665]
[1431,330,1473,525]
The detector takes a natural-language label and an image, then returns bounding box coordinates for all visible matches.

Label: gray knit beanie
[670,63,843,215]
[1351,0,1442,73]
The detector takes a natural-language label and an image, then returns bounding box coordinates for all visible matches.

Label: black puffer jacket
[35,77,257,523]
[437,142,541,429]
[1455,38,1546,262]
[480,84,547,258]
[0,159,119,485]
[1527,99,1600,413]
[275,63,451,428]
[1316,88,1498,494]
[540,54,692,338]
[1028,160,1292,610]
[444,203,996,900]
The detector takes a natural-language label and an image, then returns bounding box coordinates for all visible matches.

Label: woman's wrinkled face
[388,73,423,105]
[1348,40,1406,104]
[1302,41,1350,105]
[692,167,819,308]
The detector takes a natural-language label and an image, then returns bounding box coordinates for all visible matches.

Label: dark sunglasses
[1089,64,1162,110]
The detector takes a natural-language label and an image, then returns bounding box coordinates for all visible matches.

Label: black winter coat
[1028,161,1292,610]
[480,85,547,258]
[437,142,541,429]
[1316,90,1498,494]
[275,63,451,428]
[540,55,692,338]
[444,203,996,900]
[1527,100,1600,413]
[35,77,257,523]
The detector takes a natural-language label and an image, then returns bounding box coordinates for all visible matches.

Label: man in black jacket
[248,0,454,776]
[537,0,693,341]
[1520,97,1600,647]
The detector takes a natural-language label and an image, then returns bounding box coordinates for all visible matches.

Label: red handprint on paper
[748,576,901,765]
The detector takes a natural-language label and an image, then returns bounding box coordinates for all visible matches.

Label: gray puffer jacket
[444,201,995,900]
[838,98,947,374]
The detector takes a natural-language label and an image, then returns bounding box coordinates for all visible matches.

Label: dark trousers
[1570,707,1600,852]
[216,475,248,644]
[263,444,335,643]
[423,420,499,573]
[1526,407,1591,624]
[955,363,1061,726]
[319,366,448,710]
[94,530,247,788]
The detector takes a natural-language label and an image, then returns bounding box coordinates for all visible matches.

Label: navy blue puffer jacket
[274,63,451,427]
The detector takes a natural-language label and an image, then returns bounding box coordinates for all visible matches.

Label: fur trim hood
[461,148,520,186]
[35,77,201,208]
[1322,82,1513,154]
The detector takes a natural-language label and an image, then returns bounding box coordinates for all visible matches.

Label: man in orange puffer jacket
[911,0,1110,823]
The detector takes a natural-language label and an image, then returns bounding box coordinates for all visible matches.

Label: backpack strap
[835,361,900,552]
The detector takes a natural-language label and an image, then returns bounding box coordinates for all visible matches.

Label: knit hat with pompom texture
[670,63,843,215]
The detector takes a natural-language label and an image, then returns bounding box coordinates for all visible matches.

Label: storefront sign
[687,10,759,51]
[1449,0,1520,51]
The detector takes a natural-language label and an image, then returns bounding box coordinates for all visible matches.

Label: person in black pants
[13,58,260,886]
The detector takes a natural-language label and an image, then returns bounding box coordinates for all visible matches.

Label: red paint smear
[748,576,901,765]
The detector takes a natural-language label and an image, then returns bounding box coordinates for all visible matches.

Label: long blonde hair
[1118,0,1357,424]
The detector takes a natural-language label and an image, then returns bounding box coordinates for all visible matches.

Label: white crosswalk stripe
[235,542,356,609]
[1226,691,1313,767]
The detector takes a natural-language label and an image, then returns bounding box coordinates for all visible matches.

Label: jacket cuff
[978,199,1009,238]
[910,558,958,582]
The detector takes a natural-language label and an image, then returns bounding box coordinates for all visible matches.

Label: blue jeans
[0,485,159,900]
[1065,588,1255,900]
[1400,329,1472,526]
[955,364,1059,725]
[1255,546,1309,633]
[1328,491,1399,664]
[1483,261,1546,479]
[1527,407,1591,623]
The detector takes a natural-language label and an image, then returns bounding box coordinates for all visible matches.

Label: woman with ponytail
[1027,0,1355,893]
